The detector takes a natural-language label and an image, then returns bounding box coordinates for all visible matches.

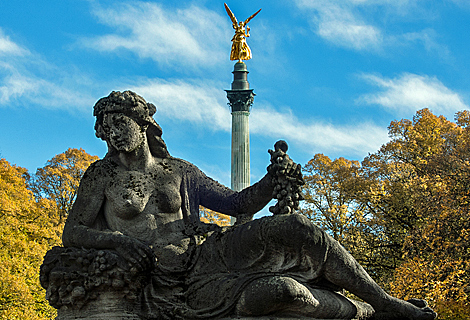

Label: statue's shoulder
[82,157,117,180]
[168,157,198,172]
[167,157,207,183]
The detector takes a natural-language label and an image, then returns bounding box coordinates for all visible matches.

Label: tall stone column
[226,62,255,223]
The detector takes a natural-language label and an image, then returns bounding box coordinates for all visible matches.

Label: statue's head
[93,91,169,158]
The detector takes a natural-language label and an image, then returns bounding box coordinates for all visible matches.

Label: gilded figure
[225,3,261,62]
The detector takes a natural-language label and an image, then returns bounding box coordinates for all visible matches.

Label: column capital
[225,89,255,112]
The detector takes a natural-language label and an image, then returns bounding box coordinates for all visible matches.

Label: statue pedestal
[57,290,140,320]
[223,318,354,320]
[40,247,147,320]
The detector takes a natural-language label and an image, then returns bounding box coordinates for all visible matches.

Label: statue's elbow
[62,222,75,247]
[62,235,71,247]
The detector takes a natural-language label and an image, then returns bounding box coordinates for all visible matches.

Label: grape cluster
[267,140,304,215]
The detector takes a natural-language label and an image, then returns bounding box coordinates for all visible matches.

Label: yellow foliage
[391,258,469,320]
[0,150,98,318]
[0,158,62,319]
[365,109,470,317]
[199,206,231,226]
[32,148,99,221]
[301,154,363,242]
[301,109,470,311]
[300,154,401,284]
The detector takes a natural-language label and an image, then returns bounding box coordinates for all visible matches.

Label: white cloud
[251,105,388,156]
[0,29,29,56]
[0,68,94,109]
[357,73,468,115]
[84,2,229,68]
[0,29,96,110]
[449,0,470,8]
[294,0,449,53]
[295,0,384,50]
[129,79,231,131]
[403,29,453,62]
[128,78,387,156]
[0,68,38,104]
[318,20,382,51]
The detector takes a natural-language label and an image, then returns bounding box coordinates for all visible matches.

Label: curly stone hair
[93,91,169,158]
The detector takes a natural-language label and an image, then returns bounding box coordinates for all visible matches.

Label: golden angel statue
[225,3,261,62]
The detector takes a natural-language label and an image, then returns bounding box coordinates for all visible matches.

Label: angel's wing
[224,3,238,25]
[244,8,261,26]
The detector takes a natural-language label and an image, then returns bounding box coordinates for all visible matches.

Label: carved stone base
[58,312,138,320]
[57,290,140,320]
[40,247,147,320]
[220,316,356,320]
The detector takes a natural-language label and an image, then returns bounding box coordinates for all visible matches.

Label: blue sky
[1,0,469,203]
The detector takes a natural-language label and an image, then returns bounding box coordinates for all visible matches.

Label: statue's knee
[236,276,317,316]
[268,214,324,245]
[267,276,302,303]
[277,214,319,232]
[285,213,312,228]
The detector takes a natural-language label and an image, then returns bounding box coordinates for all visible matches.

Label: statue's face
[103,113,145,153]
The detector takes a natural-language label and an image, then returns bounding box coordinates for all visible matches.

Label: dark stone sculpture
[40,91,437,320]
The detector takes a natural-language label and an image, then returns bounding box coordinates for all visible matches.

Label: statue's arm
[193,143,300,217]
[62,161,108,248]
[195,166,274,217]
[62,161,154,270]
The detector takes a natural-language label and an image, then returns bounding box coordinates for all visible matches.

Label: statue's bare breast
[102,162,184,245]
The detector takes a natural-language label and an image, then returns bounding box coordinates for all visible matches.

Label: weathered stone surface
[57,291,140,320]
[40,91,437,320]
[40,246,145,318]
[222,318,355,320]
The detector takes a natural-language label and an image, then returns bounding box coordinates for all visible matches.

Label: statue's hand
[115,236,156,272]
[267,141,304,215]
[267,141,303,182]
[268,153,297,177]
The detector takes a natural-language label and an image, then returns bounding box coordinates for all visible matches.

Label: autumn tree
[301,155,363,242]
[382,109,470,319]
[0,158,61,319]
[300,109,470,318]
[300,154,403,284]
[199,206,231,226]
[31,148,99,222]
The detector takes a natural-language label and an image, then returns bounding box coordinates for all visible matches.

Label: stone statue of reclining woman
[56,90,436,319]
